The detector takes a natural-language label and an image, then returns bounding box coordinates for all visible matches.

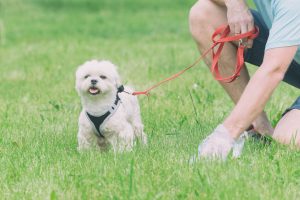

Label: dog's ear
[114,73,122,88]
[102,60,122,88]
[108,61,122,88]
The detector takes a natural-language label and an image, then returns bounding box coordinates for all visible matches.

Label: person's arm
[224,46,298,138]
[198,46,298,159]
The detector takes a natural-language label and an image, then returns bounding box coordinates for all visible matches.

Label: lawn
[0,0,300,199]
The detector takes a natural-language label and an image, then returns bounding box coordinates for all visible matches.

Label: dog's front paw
[110,133,134,152]
[77,143,91,151]
[77,134,93,151]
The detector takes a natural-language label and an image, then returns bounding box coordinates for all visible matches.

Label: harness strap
[85,88,122,138]
[131,24,259,96]
[86,111,111,138]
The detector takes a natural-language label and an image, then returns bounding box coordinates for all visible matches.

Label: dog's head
[75,60,121,99]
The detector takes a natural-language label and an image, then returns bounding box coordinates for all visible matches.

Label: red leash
[132,25,259,96]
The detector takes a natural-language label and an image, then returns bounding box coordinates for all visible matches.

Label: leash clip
[239,38,247,47]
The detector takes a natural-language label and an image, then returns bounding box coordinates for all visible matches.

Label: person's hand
[225,0,254,48]
[198,124,246,160]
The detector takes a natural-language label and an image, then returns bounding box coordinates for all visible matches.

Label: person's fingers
[247,39,253,48]
[229,22,236,35]
[247,20,255,32]
[234,24,241,35]
[241,23,248,34]
[247,21,255,48]
[240,23,248,46]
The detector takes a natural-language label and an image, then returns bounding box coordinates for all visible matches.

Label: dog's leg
[113,125,134,152]
[132,117,147,145]
[132,122,147,145]
[77,127,93,151]
[131,100,147,145]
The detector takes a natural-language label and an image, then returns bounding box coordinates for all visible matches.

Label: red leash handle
[132,25,259,96]
[211,25,259,82]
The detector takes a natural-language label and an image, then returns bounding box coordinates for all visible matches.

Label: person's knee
[189,0,214,40]
[273,109,300,146]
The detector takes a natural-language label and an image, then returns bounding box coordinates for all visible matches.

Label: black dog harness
[85,86,124,138]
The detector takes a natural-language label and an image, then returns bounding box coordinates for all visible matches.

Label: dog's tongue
[89,88,99,94]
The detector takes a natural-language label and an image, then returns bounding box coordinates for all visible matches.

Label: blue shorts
[283,97,300,116]
[245,10,300,114]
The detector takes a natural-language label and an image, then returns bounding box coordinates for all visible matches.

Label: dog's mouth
[88,87,100,95]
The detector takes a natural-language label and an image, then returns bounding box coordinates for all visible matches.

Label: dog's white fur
[75,60,147,151]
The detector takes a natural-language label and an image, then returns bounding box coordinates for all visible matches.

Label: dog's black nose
[91,79,98,85]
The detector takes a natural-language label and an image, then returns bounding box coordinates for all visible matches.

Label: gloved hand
[198,124,246,160]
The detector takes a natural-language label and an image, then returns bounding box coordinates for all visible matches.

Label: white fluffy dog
[75,60,147,152]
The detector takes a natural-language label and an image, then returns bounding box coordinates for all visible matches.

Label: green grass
[1,0,300,199]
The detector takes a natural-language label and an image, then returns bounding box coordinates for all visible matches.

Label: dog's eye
[100,75,107,79]
[84,75,90,79]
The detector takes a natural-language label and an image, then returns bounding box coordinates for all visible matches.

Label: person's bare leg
[273,109,300,147]
[189,0,273,135]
